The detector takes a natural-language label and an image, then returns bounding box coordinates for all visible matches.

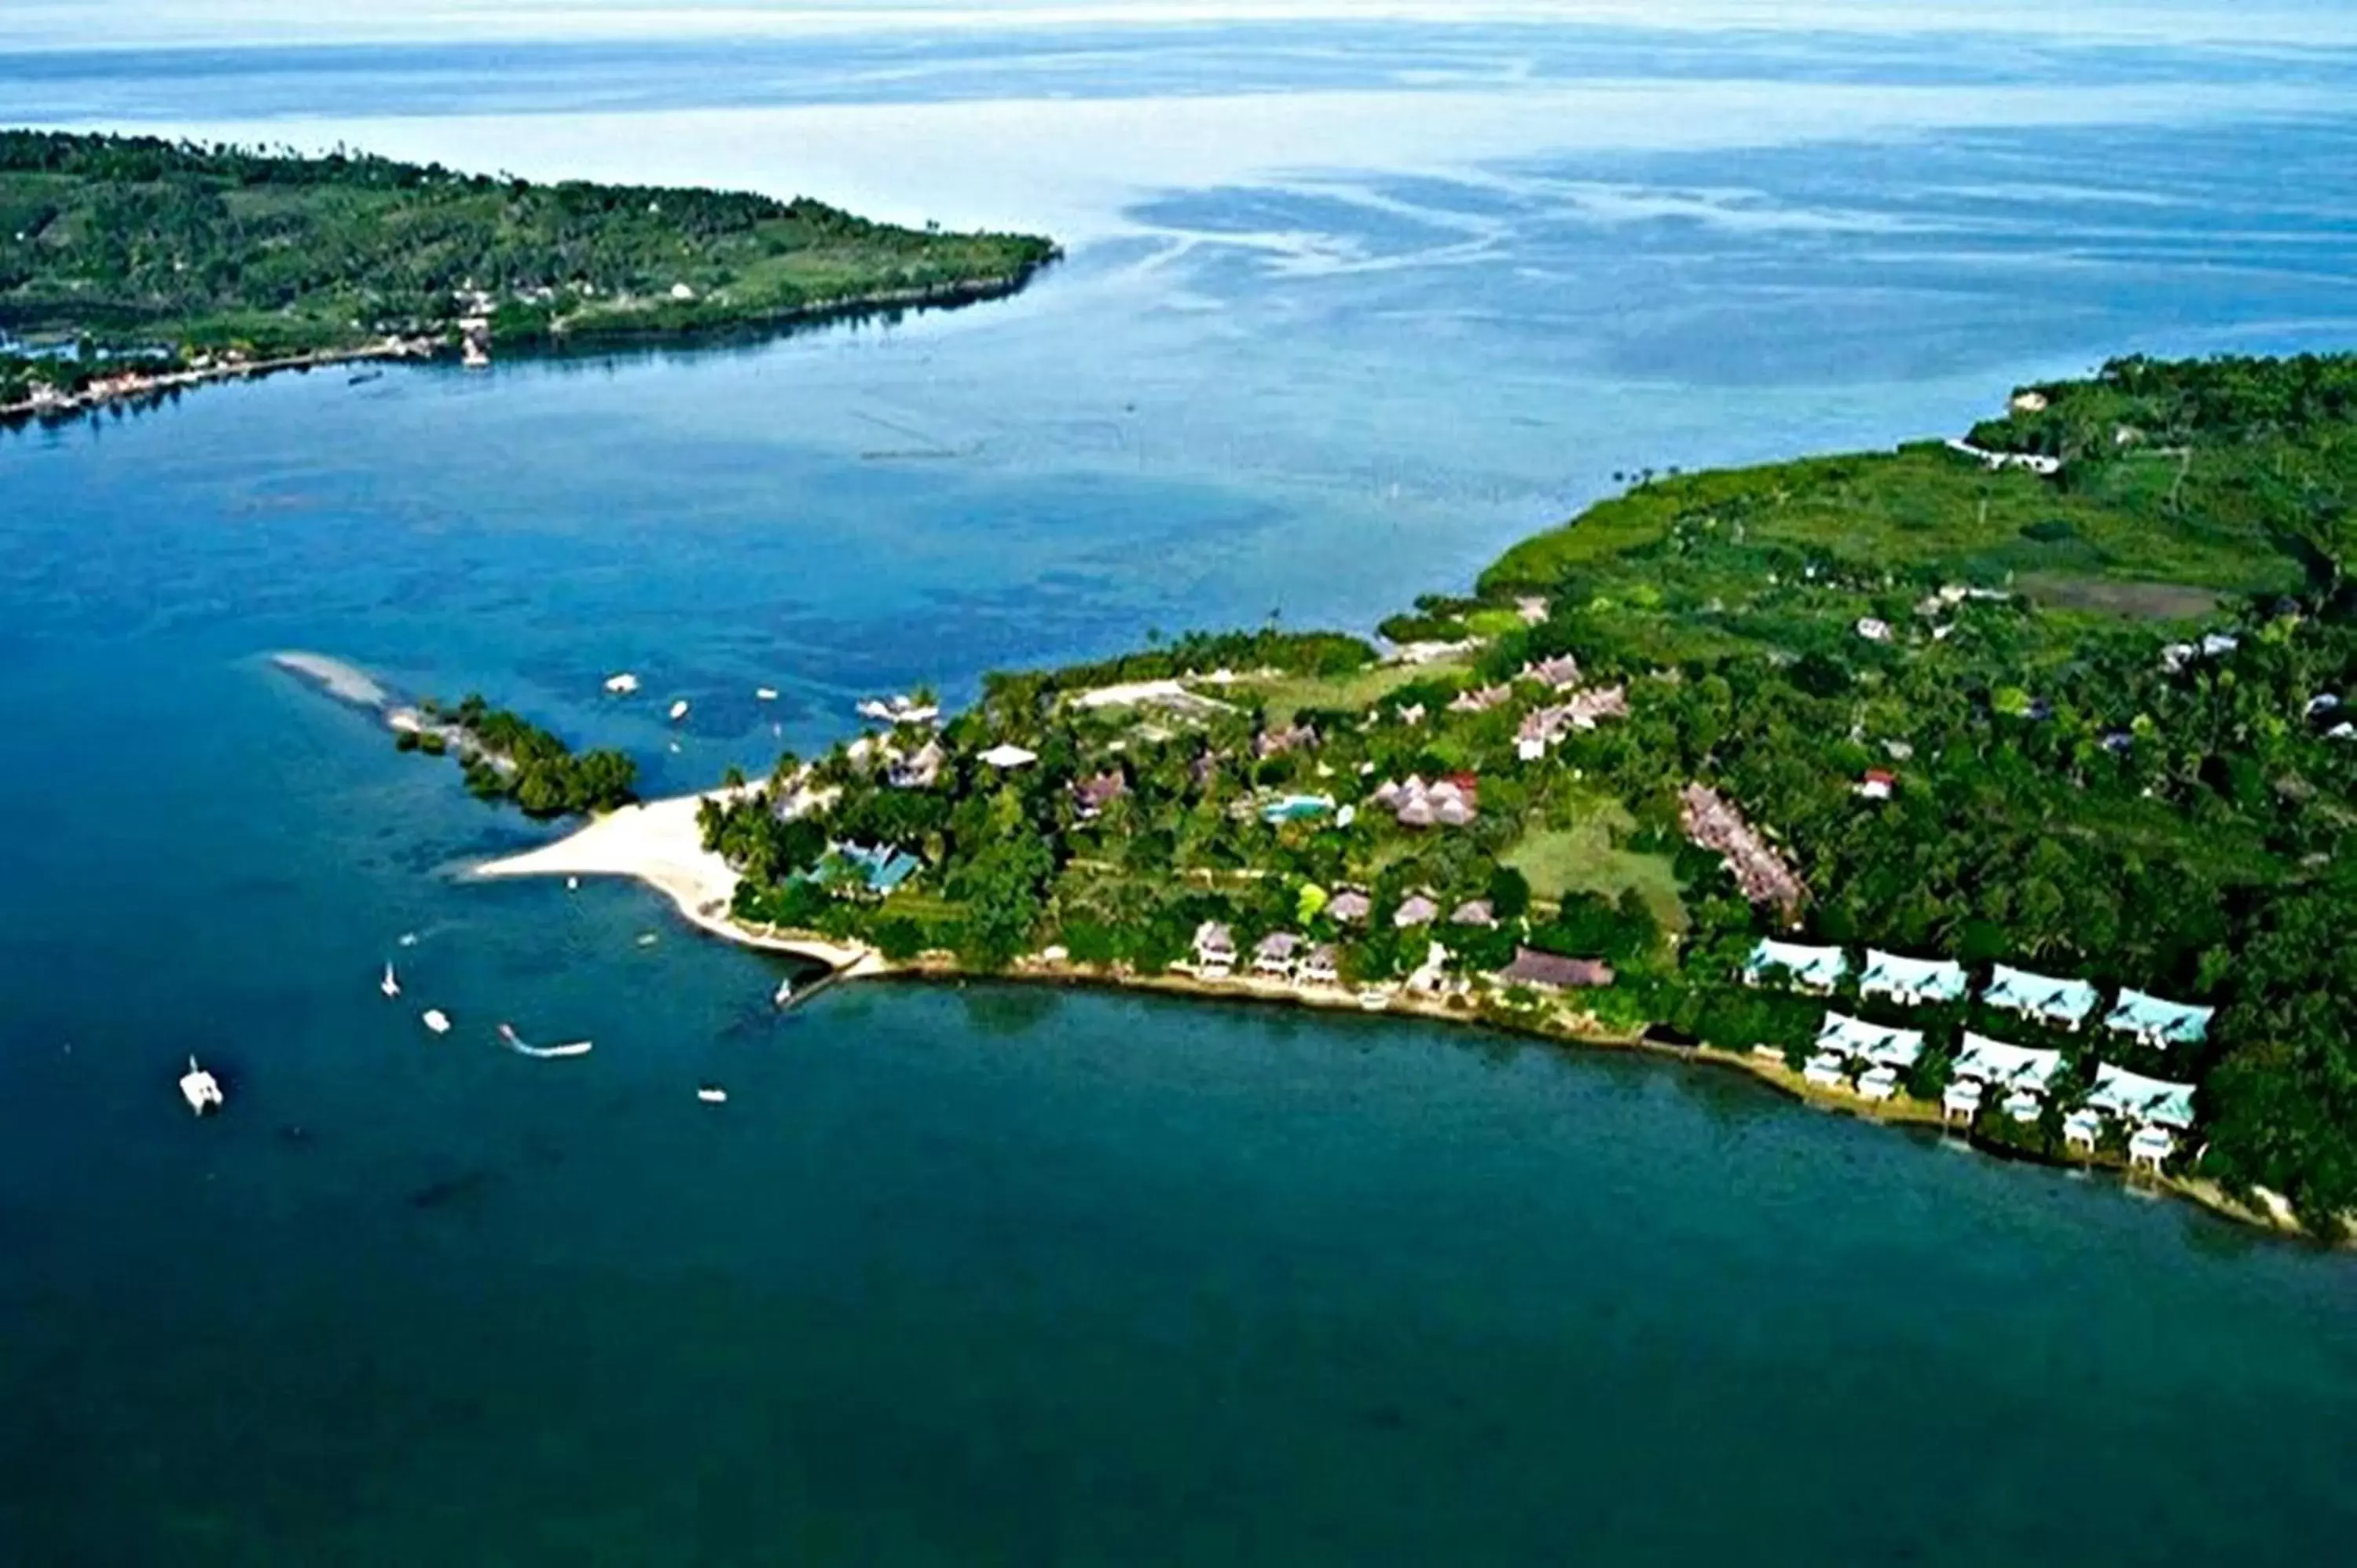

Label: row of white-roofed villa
[1857,950,1967,1007]
[1752,946,2214,1053]
[1803,1013,1924,1101]
[1943,1033,2064,1126]
[1743,938,1848,995]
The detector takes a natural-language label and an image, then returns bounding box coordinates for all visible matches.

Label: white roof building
[977,742,1038,769]
[1857,950,1967,1007]
[1815,1012,1926,1070]
[1981,964,2101,1030]
[1746,938,1849,992]
[2102,988,2214,1048]
[2083,1064,2197,1130]
[1952,1032,2063,1096]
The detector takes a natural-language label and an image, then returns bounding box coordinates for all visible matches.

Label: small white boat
[604,672,640,694]
[380,962,401,998]
[421,1008,452,1035]
[636,932,658,947]
[179,1056,224,1116]
[755,687,779,702]
[566,876,580,891]
[500,1023,592,1059]
[697,1085,728,1104]
[773,976,794,1006]
[398,932,420,947]
[668,699,690,722]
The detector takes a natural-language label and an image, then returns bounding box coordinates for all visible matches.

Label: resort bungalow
[1813,1011,1926,1081]
[2062,1107,2104,1152]
[1299,943,1341,987]
[1326,888,1372,925]
[1394,893,1441,929]
[1981,963,2100,1031]
[1949,1032,2064,1124]
[1448,898,1497,929]
[1857,950,1967,1009]
[888,738,947,789]
[1494,947,1615,994]
[2083,1063,2197,1166]
[1254,932,1302,978]
[1191,921,1237,978]
[2102,988,2213,1050]
[977,742,1038,770]
[1744,938,1849,995]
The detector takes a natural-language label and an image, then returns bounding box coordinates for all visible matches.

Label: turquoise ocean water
[5,15,2357,1563]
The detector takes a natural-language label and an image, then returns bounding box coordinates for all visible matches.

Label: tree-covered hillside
[0,130,1057,360]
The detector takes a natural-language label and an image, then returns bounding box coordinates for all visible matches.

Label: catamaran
[179,1056,224,1115]
[380,962,401,998]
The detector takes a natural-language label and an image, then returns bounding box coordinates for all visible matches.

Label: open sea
[5,9,2357,1563]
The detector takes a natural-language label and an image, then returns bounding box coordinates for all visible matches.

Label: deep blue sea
[5,14,2357,1563]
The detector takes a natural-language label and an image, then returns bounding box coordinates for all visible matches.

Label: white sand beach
[474,787,882,973]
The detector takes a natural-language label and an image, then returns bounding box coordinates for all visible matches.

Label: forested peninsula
[0,130,1057,418]
[590,351,2353,1236]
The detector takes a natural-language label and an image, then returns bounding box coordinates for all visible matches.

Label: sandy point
[471,787,882,973]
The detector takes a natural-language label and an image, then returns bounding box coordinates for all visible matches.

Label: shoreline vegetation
[438,350,2357,1247]
[0,129,1058,424]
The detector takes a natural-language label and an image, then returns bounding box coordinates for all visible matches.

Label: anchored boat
[179,1056,224,1116]
[697,1085,728,1104]
[380,962,401,998]
[421,1008,452,1035]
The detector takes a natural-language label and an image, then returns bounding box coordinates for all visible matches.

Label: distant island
[461,352,2355,1240]
[0,130,1058,419]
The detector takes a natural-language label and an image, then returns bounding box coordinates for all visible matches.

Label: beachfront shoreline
[472,790,2324,1247]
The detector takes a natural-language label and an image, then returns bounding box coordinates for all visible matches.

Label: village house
[1072,771,1127,820]
[1372,775,1477,828]
[1393,893,1441,929]
[2102,988,2213,1049]
[1981,963,2100,1031]
[1855,768,1896,802]
[1253,722,1318,759]
[1190,921,1237,978]
[1494,947,1614,994]
[1857,950,1967,1008]
[1448,683,1512,714]
[1744,938,1849,994]
[1253,932,1302,978]
[1519,654,1583,691]
[887,738,946,789]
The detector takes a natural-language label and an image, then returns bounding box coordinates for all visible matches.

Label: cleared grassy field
[1243,658,1468,725]
[1502,805,1687,932]
[1483,441,2308,600]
